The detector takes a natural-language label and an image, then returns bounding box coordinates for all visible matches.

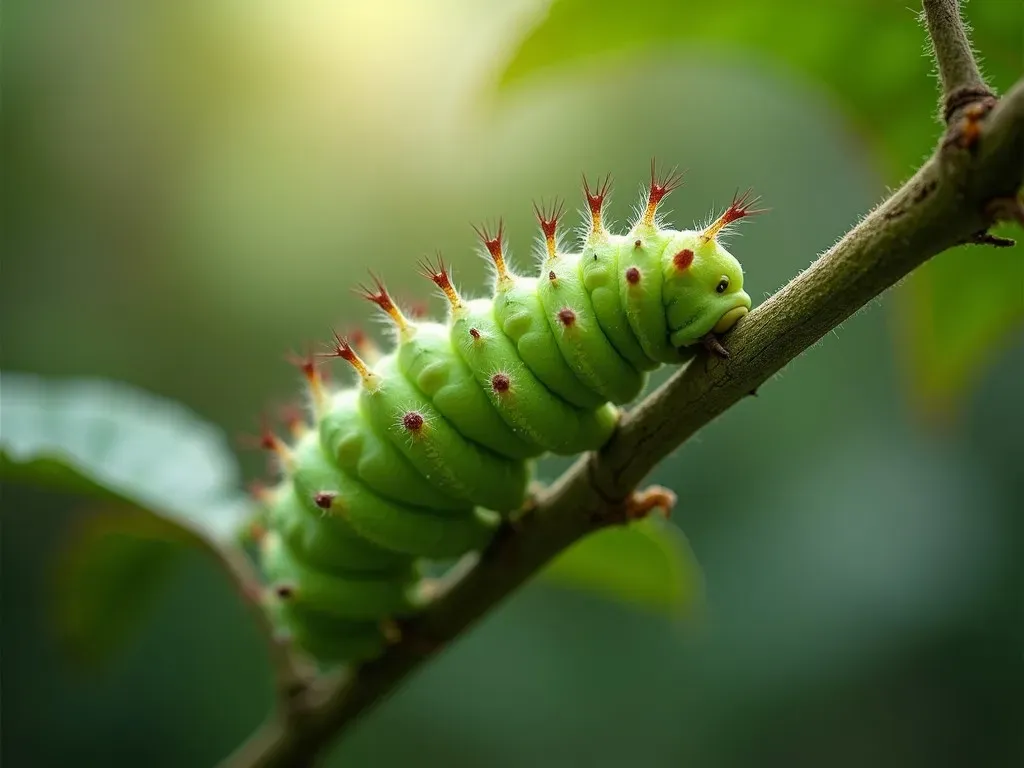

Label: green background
[3,0,1022,765]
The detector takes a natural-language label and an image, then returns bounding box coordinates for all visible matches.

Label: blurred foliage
[0,372,251,661]
[2,0,1022,766]
[53,508,192,666]
[544,515,704,616]
[499,0,1024,418]
[0,372,251,542]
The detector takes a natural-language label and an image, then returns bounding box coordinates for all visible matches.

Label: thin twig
[922,0,994,121]
[221,7,1024,767]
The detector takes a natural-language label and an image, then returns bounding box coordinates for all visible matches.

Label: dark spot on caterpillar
[625,267,641,285]
[548,271,557,282]
[314,491,337,510]
[634,239,642,249]
[275,584,295,600]
[558,308,577,327]
[402,411,425,432]
[491,373,511,393]
[469,328,481,340]
[673,248,694,271]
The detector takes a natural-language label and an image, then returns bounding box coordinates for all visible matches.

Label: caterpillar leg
[700,331,732,360]
[625,485,677,520]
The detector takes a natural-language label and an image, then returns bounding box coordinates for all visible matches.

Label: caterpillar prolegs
[250,165,760,664]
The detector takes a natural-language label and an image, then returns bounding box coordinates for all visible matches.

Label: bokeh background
[3,1,1022,766]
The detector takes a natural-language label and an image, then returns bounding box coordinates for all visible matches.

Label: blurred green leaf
[53,507,193,664]
[541,516,703,616]
[0,371,251,541]
[498,0,1024,417]
[1,371,253,660]
[900,227,1024,418]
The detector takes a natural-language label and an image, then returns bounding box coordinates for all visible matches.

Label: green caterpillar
[250,165,760,664]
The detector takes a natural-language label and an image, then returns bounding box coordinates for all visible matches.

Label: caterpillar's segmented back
[250,164,761,664]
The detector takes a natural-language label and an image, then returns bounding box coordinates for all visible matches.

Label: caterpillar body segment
[451,298,620,455]
[491,276,609,410]
[579,234,661,373]
[318,389,468,511]
[396,321,541,461]
[538,249,647,404]
[251,167,759,665]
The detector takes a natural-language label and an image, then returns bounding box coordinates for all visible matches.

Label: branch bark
[222,5,1024,766]
[922,0,994,121]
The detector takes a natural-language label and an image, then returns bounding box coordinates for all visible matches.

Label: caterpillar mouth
[712,305,749,334]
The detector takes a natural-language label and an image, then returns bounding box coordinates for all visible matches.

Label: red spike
[342,325,380,364]
[238,413,293,469]
[407,299,429,320]
[319,329,374,382]
[354,272,410,330]
[471,220,510,281]
[417,253,462,308]
[348,326,368,350]
[582,173,612,234]
[277,402,307,438]
[285,344,326,411]
[701,188,768,242]
[533,198,564,259]
[278,403,305,438]
[284,345,317,380]
[642,159,684,227]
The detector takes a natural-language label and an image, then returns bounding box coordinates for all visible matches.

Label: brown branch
[221,8,1024,768]
[922,0,995,121]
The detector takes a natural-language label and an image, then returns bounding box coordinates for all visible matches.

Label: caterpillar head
[661,191,762,348]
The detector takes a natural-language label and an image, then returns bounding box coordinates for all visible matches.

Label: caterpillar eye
[716,277,730,294]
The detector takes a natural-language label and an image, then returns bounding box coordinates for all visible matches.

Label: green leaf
[900,230,1024,420]
[541,516,703,617]
[498,0,1024,417]
[1,371,253,661]
[53,507,193,664]
[0,371,251,541]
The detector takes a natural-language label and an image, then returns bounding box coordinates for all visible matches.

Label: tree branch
[922,0,994,121]
[221,9,1024,768]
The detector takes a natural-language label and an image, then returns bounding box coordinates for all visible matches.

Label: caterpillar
[249,165,760,664]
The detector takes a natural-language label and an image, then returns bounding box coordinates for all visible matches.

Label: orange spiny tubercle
[278,402,308,438]
[407,299,429,320]
[583,173,612,234]
[418,253,462,308]
[285,345,326,408]
[320,329,373,380]
[239,413,293,470]
[348,327,370,354]
[643,159,684,227]
[354,272,410,331]
[533,198,564,259]
[701,188,768,242]
[471,220,509,281]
